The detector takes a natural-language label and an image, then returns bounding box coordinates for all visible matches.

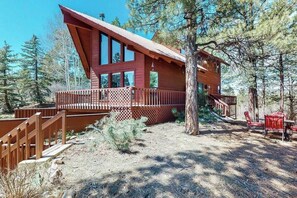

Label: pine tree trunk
[279,53,284,113]
[288,78,295,120]
[184,12,198,135]
[248,62,259,121]
[3,69,12,112]
[248,87,255,120]
[34,57,42,104]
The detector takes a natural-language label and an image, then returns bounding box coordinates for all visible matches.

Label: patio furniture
[264,115,286,141]
[289,124,297,136]
[271,112,287,119]
[244,111,264,130]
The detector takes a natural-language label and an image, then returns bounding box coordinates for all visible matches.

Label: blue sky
[0,0,151,53]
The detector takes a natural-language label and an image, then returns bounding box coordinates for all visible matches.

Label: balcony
[55,87,186,110]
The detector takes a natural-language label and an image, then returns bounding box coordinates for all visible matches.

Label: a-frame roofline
[59,5,209,78]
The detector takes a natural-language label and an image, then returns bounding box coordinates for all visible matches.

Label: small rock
[54,158,65,165]
[62,189,76,198]
[48,161,63,184]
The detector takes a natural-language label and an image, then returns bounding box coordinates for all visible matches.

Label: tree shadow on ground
[72,133,297,198]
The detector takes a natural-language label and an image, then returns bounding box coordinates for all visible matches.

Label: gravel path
[58,121,297,198]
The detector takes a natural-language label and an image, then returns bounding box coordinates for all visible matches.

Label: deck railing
[211,94,237,105]
[0,111,67,170]
[56,87,186,110]
[208,94,237,118]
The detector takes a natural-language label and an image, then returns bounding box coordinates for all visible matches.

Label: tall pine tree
[0,41,18,112]
[20,35,50,105]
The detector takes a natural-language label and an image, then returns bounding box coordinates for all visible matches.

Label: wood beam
[64,13,92,31]
[149,51,184,67]
[68,25,90,78]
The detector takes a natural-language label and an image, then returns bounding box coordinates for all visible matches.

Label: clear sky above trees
[0,0,152,53]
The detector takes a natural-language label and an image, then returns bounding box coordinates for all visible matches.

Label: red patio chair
[290,125,297,132]
[244,111,264,130]
[264,115,285,141]
[271,112,287,119]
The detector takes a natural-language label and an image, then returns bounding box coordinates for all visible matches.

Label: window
[124,71,135,86]
[112,73,121,87]
[150,71,158,88]
[124,45,135,62]
[100,34,108,65]
[198,82,204,93]
[215,63,220,73]
[112,39,121,63]
[180,49,185,55]
[100,74,108,88]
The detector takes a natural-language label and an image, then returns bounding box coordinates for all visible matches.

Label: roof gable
[60,5,208,77]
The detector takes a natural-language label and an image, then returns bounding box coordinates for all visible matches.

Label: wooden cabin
[16,6,237,124]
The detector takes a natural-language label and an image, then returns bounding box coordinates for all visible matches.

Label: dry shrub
[0,164,48,198]
[88,113,147,152]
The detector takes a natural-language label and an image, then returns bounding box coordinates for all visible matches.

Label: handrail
[56,87,186,110]
[0,113,39,144]
[0,111,67,170]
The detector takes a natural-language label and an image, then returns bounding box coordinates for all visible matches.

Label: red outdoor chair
[271,112,287,119]
[264,115,285,141]
[244,111,264,130]
[290,125,297,132]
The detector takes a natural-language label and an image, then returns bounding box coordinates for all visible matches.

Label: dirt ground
[58,121,297,198]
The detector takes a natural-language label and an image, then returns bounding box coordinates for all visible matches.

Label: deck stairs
[0,111,67,170]
[208,94,237,118]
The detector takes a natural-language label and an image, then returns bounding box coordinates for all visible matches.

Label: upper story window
[100,34,108,65]
[215,63,220,73]
[124,45,135,62]
[112,39,121,63]
[99,33,136,65]
[124,71,135,86]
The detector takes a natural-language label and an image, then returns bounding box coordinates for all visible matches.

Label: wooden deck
[54,87,236,123]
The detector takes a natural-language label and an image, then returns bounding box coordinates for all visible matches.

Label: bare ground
[58,121,297,198]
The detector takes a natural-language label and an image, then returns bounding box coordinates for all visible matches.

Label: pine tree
[0,41,18,112]
[127,0,235,135]
[20,35,51,105]
[200,0,297,120]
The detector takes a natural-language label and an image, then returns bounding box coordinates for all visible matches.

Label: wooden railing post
[16,128,21,164]
[25,121,30,160]
[62,110,67,144]
[35,112,42,159]
[7,134,11,170]
[0,140,2,168]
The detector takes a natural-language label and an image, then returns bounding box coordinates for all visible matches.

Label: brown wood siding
[144,56,221,93]
[144,56,185,91]
[88,28,221,93]
[77,28,91,66]
[198,57,221,95]
[89,27,145,88]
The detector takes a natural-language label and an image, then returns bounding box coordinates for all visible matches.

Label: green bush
[199,106,218,124]
[171,108,185,124]
[172,106,218,124]
[89,113,147,152]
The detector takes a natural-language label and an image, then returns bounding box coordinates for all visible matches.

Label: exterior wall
[87,30,221,94]
[89,29,145,89]
[144,56,185,91]
[198,56,221,95]
[144,55,221,94]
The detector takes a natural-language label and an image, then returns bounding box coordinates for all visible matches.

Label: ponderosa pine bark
[279,53,284,113]
[184,11,198,135]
